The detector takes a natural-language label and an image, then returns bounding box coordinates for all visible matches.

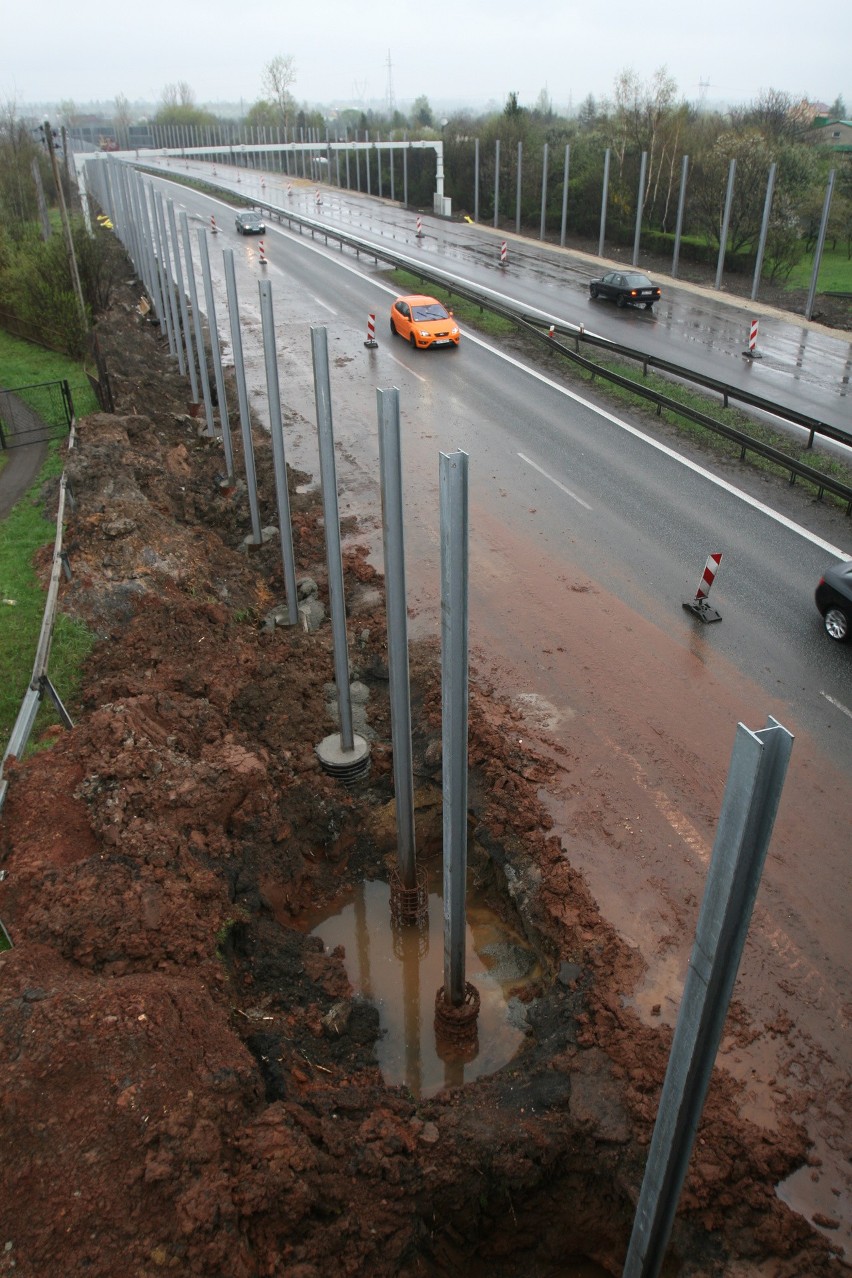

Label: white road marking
[462,331,850,561]
[383,351,427,383]
[312,296,337,314]
[517,453,593,509]
[820,691,852,720]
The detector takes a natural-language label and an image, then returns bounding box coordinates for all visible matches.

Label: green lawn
[784,243,852,294]
[1,331,97,754]
[0,330,100,417]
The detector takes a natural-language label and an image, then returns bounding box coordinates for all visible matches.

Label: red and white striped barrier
[315,190,322,207]
[364,313,378,349]
[210,215,218,235]
[696,553,722,600]
[548,324,555,339]
[742,318,762,360]
[258,240,267,265]
[683,553,723,623]
[416,215,423,238]
[500,241,507,266]
[287,182,292,197]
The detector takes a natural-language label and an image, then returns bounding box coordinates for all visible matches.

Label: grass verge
[1,332,98,755]
[0,445,96,752]
[784,244,852,296]
[0,330,100,419]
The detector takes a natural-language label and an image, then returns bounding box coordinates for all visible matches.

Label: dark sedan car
[815,559,852,641]
[589,271,661,310]
[235,211,266,235]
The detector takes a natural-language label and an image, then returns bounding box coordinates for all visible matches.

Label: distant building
[809,117,852,151]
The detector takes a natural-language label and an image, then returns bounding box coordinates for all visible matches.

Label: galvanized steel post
[671,156,689,279]
[148,187,177,357]
[632,151,648,267]
[623,717,793,1278]
[751,162,777,302]
[515,140,522,234]
[179,211,215,436]
[474,137,480,224]
[560,144,570,248]
[196,228,235,479]
[258,280,300,624]
[540,142,548,240]
[377,387,416,890]
[493,139,500,228]
[222,248,262,544]
[806,169,836,321]
[166,198,200,401]
[598,148,611,258]
[714,158,737,290]
[440,449,470,1006]
[311,325,354,750]
[154,192,185,374]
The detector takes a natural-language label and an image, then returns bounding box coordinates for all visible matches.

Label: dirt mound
[0,281,839,1277]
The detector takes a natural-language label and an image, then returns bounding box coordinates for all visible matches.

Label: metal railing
[0,379,74,449]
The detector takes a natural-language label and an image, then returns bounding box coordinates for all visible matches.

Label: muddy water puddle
[304,878,541,1099]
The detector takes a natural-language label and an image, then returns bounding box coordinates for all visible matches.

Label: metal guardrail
[0,424,77,816]
[237,193,852,509]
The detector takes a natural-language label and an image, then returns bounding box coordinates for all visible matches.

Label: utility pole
[43,120,88,338]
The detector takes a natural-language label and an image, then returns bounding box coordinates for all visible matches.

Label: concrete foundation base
[315,732,371,783]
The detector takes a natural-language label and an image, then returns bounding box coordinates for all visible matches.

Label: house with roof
[810,117,852,151]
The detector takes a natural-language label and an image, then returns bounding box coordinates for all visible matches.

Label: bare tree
[262,56,297,129]
[609,66,685,230]
[0,97,42,227]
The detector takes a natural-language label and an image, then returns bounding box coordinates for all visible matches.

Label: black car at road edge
[589,270,661,310]
[815,559,852,641]
[235,211,266,235]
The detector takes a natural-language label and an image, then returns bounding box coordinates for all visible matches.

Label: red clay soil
[0,283,840,1278]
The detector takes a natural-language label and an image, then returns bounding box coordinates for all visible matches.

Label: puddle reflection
[307,878,539,1098]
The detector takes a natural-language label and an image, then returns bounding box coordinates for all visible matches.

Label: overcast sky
[3,0,850,116]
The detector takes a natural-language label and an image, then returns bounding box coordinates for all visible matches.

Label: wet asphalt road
[135,153,852,439]
[123,166,852,778]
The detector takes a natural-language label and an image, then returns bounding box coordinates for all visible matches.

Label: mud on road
[0,281,843,1277]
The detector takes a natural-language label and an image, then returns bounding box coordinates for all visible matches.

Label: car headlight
[451,326,459,335]
[419,329,430,338]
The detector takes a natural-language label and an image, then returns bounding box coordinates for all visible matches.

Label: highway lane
[124,169,852,1249]
[132,153,852,438]
[146,170,852,768]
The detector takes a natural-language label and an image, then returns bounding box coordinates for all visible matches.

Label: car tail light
[630,290,637,296]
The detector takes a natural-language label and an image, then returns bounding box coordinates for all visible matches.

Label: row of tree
[0,104,122,355]
[141,65,850,280]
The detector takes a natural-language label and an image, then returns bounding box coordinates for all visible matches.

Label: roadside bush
[0,216,121,358]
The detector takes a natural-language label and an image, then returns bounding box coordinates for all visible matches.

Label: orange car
[390,294,460,349]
